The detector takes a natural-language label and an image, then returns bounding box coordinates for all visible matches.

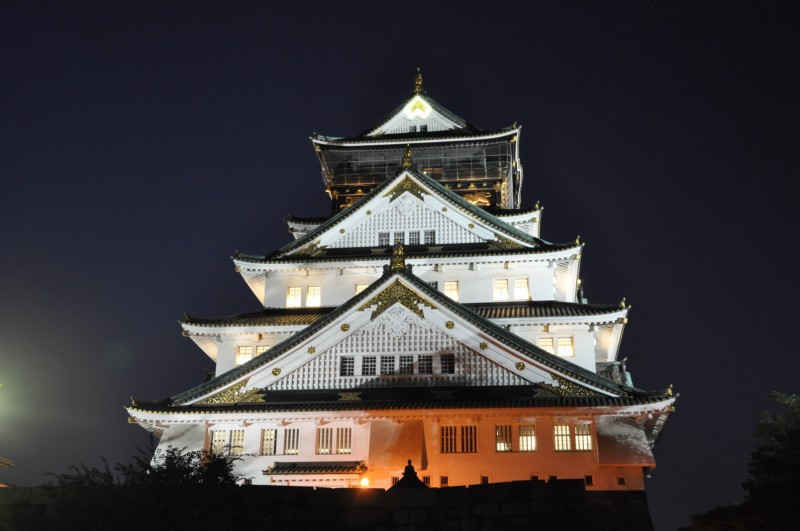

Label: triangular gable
[175,266,626,407]
[364,93,468,137]
[273,166,538,259]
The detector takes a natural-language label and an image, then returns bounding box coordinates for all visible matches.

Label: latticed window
[496,425,512,452]
[355,283,369,294]
[440,476,449,486]
[409,231,420,245]
[418,355,432,374]
[236,346,254,365]
[261,429,277,456]
[537,337,555,354]
[284,428,299,455]
[336,428,352,454]
[557,336,575,357]
[519,425,536,452]
[340,356,354,376]
[378,232,390,246]
[424,230,436,244]
[399,355,414,374]
[493,279,509,301]
[441,426,457,453]
[428,281,439,290]
[440,353,455,374]
[317,428,333,454]
[393,231,404,245]
[306,286,321,307]
[256,345,270,355]
[461,426,478,453]
[444,281,459,301]
[380,356,395,375]
[513,278,529,300]
[554,424,572,451]
[575,424,592,451]
[362,356,376,376]
[286,286,302,308]
[211,430,227,455]
[229,430,245,456]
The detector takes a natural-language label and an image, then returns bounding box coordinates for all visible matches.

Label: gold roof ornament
[620,297,627,309]
[402,144,413,168]
[390,242,406,270]
[414,67,424,94]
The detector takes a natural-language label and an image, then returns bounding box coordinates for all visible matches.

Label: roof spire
[414,67,424,94]
[390,242,406,270]
[402,144,413,168]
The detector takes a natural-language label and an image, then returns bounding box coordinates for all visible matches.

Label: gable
[366,95,464,137]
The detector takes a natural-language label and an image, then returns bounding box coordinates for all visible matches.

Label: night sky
[1,2,798,529]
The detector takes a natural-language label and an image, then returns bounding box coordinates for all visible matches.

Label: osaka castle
[127,71,676,491]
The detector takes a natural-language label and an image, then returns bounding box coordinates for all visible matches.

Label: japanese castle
[128,71,675,491]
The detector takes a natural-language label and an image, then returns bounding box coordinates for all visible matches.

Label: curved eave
[310,127,519,147]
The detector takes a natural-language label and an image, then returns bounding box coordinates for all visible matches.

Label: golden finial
[390,242,406,270]
[402,144,413,168]
[414,67,424,94]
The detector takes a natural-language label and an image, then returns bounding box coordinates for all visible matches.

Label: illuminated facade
[128,72,675,491]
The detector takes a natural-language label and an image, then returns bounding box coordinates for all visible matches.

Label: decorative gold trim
[414,67,423,94]
[307,346,316,354]
[383,176,429,202]
[295,240,321,257]
[540,375,598,398]
[272,367,281,376]
[341,323,350,332]
[445,320,455,329]
[441,207,448,212]
[468,223,475,229]
[196,380,265,405]
[515,362,525,371]
[358,279,436,319]
[495,235,525,249]
[339,228,345,234]
[402,144,413,168]
[479,342,488,350]
[366,210,372,215]
[338,392,362,401]
[390,243,406,270]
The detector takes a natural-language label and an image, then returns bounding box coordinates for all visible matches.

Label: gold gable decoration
[540,375,600,398]
[383,176,429,202]
[358,279,436,319]
[294,240,322,257]
[195,380,266,405]
[495,234,526,249]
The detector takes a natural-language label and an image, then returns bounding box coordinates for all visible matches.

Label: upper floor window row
[340,353,455,377]
[537,336,575,357]
[493,278,530,301]
[378,230,436,247]
[286,286,321,308]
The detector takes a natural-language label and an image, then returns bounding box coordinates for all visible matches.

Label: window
[211,430,228,455]
[480,476,489,485]
[418,355,432,374]
[336,427,352,454]
[574,424,592,451]
[306,286,321,307]
[409,231,420,245]
[440,354,455,374]
[355,283,369,294]
[428,281,438,290]
[256,345,270,355]
[617,477,627,486]
[236,346,254,365]
[261,429,277,456]
[393,231,404,245]
[441,426,458,453]
[408,124,417,133]
[229,430,245,456]
[392,476,400,485]
[378,232,390,246]
[399,355,414,374]
[554,424,572,451]
[493,279,509,301]
[440,476,449,487]
[444,281,459,301]
[538,336,574,357]
[284,428,299,455]
[340,356,354,376]
[362,356,376,376]
[519,425,536,452]
[557,336,575,357]
[585,475,594,486]
[496,425,512,452]
[380,356,395,375]
[537,337,555,354]
[286,286,302,308]
[513,278,529,300]
[462,426,478,453]
[317,427,333,454]
[424,230,436,244]
[423,476,431,486]
[420,125,428,132]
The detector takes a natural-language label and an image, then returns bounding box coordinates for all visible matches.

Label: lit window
[461,426,477,453]
[444,281,459,301]
[340,356,354,376]
[236,346,254,365]
[441,426,457,453]
[286,286,302,308]
[380,356,395,375]
[537,337,555,354]
[362,356,376,376]
[317,428,333,454]
[355,283,369,294]
[496,425,512,452]
[229,430,245,456]
[513,278,529,300]
[418,355,432,374]
[393,231,404,245]
[306,286,321,307]
[424,230,436,244]
[519,425,536,452]
[261,429,277,456]
[575,424,592,451]
[554,424,572,451]
[440,476,449,487]
[256,345,270,355]
[336,427,352,454]
[399,355,414,374]
[557,336,574,357]
[378,232,390,246]
[211,430,227,455]
[480,476,489,485]
[408,231,420,245]
[284,428,299,455]
[391,476,400,485]
[440,354,455,374]
[493,279,509,301]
